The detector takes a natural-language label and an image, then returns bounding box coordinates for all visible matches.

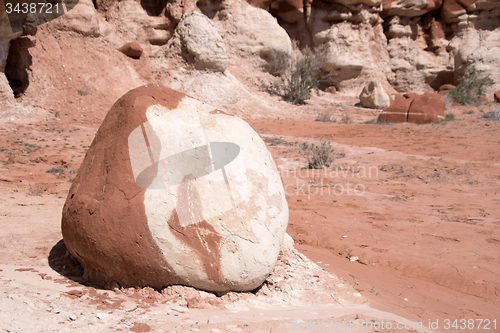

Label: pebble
[96,313,109,320]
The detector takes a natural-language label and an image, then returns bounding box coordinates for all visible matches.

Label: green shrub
[262,47,321,105]
[443,112,455,121]
[448,66,493,105]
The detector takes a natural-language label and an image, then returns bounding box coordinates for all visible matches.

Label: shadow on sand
[48,239,90,286]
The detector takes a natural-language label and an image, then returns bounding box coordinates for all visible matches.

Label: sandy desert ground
[0,91,499,332]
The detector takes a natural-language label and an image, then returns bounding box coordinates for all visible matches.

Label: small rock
[325,86,337,94]
[96,313,109,320]
[349,256,359,262]
[494,91,500,103]
[68,314,77,321]
[118,42,143,59]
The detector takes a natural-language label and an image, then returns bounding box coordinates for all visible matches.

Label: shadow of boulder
[48,239,88,286]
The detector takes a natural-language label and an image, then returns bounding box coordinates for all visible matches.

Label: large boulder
[172,12,228,72]
[377,94,413,123]
[407,93,445,124]
[61,85,289,292]
[359,81,391,109]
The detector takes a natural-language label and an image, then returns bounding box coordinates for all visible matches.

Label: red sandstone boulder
[407,93,445,124]
[325,86,337,94]
[377,94,413,123]
[494,91,500,103]
[62,85,289,292]
[404,92,419,99]
[439,84,455,92]
[118,42,143,59]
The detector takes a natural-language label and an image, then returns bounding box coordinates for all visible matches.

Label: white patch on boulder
[131,100,288,292]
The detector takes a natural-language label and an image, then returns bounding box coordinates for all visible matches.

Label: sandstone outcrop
[407,93,445,124]
[49,0,101,37]
[378,93,445,123]
[359,81,391,109]
[248,0,309,23]
[61,85,289,292]
[170,12,228,72]
[378,94,413,123]
[215,0,293,75]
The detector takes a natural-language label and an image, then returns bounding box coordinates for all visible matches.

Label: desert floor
[0,93,499,332]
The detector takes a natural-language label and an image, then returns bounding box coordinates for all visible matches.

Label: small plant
[448,66,493,105]
[301,140,336,169]
[46,166,65,175]
[443,112,455,121]
[341,114,353,124]
[28,183,45,196]
[264,136,293,146]
[262,46,322,105]
[483,110,500,120]
[315,114,336,122]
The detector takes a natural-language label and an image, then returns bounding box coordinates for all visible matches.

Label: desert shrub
[301,140,336,169]
[28,183,45,196]
[340,114,353,124]
[443,112,455,121]
[448,66,493,105]
[315,114,336,122]
[262,47,321,105]
[483,110,500,120]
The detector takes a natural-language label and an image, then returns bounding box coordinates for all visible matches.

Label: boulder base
[61,85,289,292]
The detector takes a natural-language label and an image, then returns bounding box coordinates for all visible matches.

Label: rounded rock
[62,85,289,292]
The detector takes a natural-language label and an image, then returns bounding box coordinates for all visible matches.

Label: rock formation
[61,85,289,292]
[378,94,414,123]
[169,12,228,72]
[407,92,446,123]
[378,92,445,123]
